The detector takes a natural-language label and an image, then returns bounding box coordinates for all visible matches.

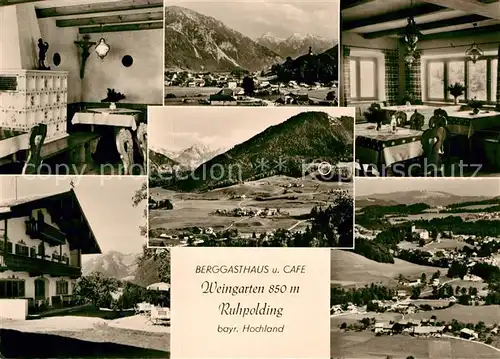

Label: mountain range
[356,191,492,208]
[82,251,140,282]
[164,6,282,72]
[166,111,354,191]
[150,144,225,170]
[256,32,335,59]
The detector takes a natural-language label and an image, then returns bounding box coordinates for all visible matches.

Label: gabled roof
[0,189,101,255]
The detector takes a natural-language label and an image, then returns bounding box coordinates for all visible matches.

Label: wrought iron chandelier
[403,1,422,64]
[465,23,484,64]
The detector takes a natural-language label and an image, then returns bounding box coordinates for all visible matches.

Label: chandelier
[465,24,483,64]
[95,38,110,59]
[404,16,422,53]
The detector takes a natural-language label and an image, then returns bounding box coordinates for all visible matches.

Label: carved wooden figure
[22,123,47,174]
[115,128,134,175]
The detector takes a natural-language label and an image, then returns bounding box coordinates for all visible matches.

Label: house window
[350,57,378,101]
[428,61,445,100]
[30,247,37,258]
[15,243,29,257]
[468,60,487,101]
[0,279,25,298]
[491,59,498,101]
[6,241,12,253]
[426,57,497,103]
[56,280,69,295]
[38,243,45,257]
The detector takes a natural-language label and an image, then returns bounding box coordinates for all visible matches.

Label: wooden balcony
[2,252,81,278]
[25,218,66,246]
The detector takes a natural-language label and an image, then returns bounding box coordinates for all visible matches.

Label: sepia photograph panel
[164,0,339,107]
[148,106,354,248]
[331,177,500,359]
[341,0,500,177]
[0,175,170,358]
[0,0,164,175]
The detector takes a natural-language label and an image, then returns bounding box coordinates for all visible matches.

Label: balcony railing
[2,251,81,278]
[25,218,66,246]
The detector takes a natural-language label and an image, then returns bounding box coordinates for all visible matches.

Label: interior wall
[419,33,500,56]
[342,31,399,50]
[38,18,82,104]
[0,4,41,70]
[82,29,163,104]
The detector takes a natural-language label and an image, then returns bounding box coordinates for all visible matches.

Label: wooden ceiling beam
[0,0,39,5]
[36,0,163,18]
[362,14,488,38]
[421,23,500,40]
[78,21,163,33]
[56,11,162,27]
[422,0,500,20]
[341,0,376,11]
[343,4,446,31]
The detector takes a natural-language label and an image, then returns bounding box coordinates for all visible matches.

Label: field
[150,175,352,237]
[1,315,170,357]
[163,86,336,105]
[331,331,499,359]
[331,251,438,287]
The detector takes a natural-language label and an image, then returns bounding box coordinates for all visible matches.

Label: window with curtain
[349,57,377,101]
[491,59,498,101]
[447,61,465,101]
[428,61,444,100]
[426,56,497,103]
[468,60,487,101]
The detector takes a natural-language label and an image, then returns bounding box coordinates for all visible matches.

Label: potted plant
[101,88,126,110]
[468,99,483,115]
[364,103,385,130]
[447,83,466,104]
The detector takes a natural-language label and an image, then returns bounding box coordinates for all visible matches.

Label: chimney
[0,4,42,70]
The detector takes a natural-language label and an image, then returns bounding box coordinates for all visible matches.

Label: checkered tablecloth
[355,123,423,168]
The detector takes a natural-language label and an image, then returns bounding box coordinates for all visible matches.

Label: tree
[132,181,147,237]
[420,273,427,285]
[242,76,255,96]
[432,270,441,280]
[326,91,336,101]
[74,272,119,307]
[411,286,421,299]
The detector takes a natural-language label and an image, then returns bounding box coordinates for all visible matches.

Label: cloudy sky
[168,0,339,40]
[356,178,500,197]
[149,106,354,152]
[0,176,146,255]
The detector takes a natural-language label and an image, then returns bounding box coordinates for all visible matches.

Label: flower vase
[109,102,117,110]
[454,97,459,105]
[472,107,479,115]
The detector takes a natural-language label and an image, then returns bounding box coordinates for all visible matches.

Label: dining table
[447,110,500,138]
[355,123,424,175]
[71,108,142,174]
[381,105,461,128]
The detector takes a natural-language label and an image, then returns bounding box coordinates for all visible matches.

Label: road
[442,334,500,353]
[288,220,307,231]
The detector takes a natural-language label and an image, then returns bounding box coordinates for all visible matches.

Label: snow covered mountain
[82,251,140,282]
[164,6,282,71]
[256,32,335,59]
[173,144,226,169]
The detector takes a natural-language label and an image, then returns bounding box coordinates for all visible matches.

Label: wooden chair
[137,122,147,165]
[22,124,47,175]
[409,110,425,130]
[420,125,448,175]
[394,111,407,127]
[115,128,134,175]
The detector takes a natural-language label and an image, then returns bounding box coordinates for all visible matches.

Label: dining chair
[409,110,425,130]
[394,111,407,127]
[420,125,448,176]
[22,123,47,175]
